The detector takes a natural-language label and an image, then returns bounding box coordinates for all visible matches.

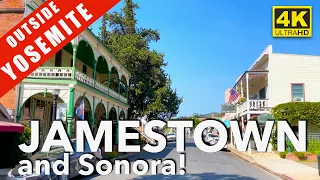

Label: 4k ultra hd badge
[272,6,312,37]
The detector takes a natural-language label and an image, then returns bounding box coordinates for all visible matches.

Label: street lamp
[52,89,60,121]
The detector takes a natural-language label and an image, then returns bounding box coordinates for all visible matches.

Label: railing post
[71,44,78,80]
[118,78,121,94]
[67,87,75,137]
[107,71,111,94]
[93,60,97,88]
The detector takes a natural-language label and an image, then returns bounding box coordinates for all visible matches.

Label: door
[259,87,266,99]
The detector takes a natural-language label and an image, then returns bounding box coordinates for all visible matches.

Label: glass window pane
[292,84,304,101]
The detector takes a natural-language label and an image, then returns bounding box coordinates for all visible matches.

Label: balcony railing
[236,99,270,115]
[28,67,72,79]
[27,67,128,103]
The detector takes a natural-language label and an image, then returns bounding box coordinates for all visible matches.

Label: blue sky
[91,0,320,117]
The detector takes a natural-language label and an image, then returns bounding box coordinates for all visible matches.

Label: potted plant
[238,97,246,104]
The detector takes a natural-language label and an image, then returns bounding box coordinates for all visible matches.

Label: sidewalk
[229,146,320,180]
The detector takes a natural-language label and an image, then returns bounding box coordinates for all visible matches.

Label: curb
[229,149,294,180]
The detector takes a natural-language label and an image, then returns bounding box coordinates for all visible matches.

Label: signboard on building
[221,104,236,113]
[56,103,67,121]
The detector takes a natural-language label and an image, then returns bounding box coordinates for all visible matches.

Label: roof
[0,103,12,122]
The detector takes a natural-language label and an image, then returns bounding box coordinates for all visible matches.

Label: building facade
[0,0,25,114]
[7,0,131,150]
[228,45,320,133]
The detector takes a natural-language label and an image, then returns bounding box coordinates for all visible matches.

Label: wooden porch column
[246,73,252,154]
[240,80,244,98]
[246,73,249,108]
[247,113,251,154]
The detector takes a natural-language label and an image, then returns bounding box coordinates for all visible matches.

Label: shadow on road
[131,172,258,180]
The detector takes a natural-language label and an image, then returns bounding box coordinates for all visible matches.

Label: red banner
[0,0,120,98]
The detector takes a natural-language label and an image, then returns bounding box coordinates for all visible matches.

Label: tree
[192,118,201,130]
[99,0,182,119]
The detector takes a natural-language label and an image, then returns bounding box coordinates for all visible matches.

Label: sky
[90,0,320,117]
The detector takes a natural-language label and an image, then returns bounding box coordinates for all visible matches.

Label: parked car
[166,133,176,142]
[203,133,228,150]
[6,140,102,180]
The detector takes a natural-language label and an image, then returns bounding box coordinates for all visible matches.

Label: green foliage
[287,140,296,152]
[107,152,118,159]
[0,125,31,168]
[271,128,277,150]
[238,97,246,104]
[272,102,320,127]
[192,118,201,130]
[165,127,169,134]
[293,152,305,159]
[279,151,288,158]
[99,0,182,120]
[307,140,320,155]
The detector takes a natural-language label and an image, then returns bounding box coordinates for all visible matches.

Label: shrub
[287,140,296,152]
[293,152,305,159]
[271,102,320,128]
[307,140,320,155]
[271,128,277,150]
[279,151,288,158]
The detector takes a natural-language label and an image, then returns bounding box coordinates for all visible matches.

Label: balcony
[236,99,270,116]
[27,67,128,104]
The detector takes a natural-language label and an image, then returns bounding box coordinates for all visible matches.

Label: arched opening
[119,110,125,120]
[109,107,117,150]
[110,67,119,92]
[96,56,110,88]
[120,75,127,97]
[94,102,106,135]
[75,40,96,79]
[19,92,64,149]
[94,102,107,158]
[73,96,92,138]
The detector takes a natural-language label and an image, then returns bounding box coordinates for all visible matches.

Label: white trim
[249,45,272,71]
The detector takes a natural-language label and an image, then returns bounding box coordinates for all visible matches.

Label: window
[55,50,62,67]
[259,87,266,99]
[82,65,87,74]
[292,84,305,102]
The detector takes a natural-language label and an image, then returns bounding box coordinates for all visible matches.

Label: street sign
[221,104,236,113]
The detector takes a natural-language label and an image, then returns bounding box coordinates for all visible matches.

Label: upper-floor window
[292,84,304,102]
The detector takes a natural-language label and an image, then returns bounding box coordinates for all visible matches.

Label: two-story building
[228,45,320,136]
[9,0,131,150]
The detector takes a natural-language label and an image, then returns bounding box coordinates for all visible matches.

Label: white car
[166,133,176,142]
[204,133,219,145]
[204,133,228,150]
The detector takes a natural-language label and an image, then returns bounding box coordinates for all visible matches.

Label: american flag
[228,88,240,103]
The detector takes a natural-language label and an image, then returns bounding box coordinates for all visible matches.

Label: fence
[307,133,320,141]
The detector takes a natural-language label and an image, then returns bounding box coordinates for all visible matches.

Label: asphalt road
[79,138,279,180]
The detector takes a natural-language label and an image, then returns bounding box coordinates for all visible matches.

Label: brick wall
[0,0,25,110]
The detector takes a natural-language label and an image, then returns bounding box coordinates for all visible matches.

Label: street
[80,138,279,180]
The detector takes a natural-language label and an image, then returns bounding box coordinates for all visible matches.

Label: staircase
[133,126,156,144]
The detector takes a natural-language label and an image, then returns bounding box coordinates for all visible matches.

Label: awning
[218,118,231,128]
[0,121,24,132]
[224,119,231,128]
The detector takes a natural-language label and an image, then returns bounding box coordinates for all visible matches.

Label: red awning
[0,121,24,132]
